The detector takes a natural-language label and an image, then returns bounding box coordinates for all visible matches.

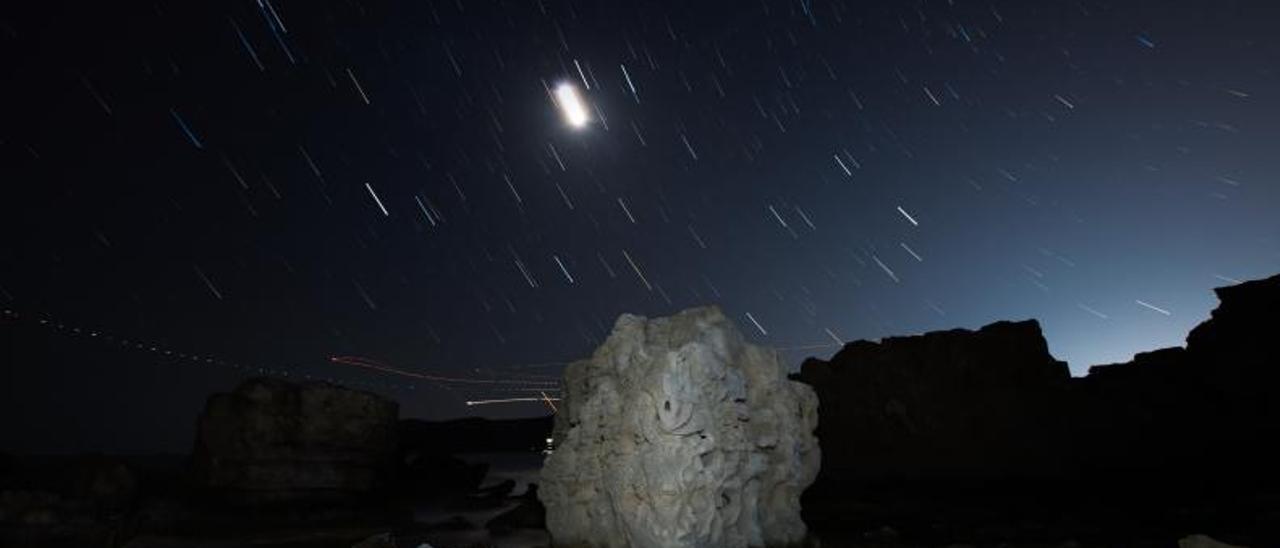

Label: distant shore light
[555,82,590,128]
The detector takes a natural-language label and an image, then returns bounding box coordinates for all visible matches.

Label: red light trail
[328,355,560,386]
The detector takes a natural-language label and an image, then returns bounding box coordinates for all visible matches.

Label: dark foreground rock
[800,319,1072,484]
[0,455,146,547]
[484,483,545,536]
[2,383,559,546]
[797,273,1280,546]
[394,415,551,503]
[398,416,553,455]
[7,276,1280,547]
[190,378,399,506]
[1076,274,1280,483]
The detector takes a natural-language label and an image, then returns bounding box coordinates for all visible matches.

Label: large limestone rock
[540,306,820,548]
[191,377,398,505]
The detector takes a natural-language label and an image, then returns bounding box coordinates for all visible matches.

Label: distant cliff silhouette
[797,273,1280,490]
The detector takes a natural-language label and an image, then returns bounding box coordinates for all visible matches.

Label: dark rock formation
[796,273,1280,546]
[1074,273,1280,483]
[190,377,399,506]
[486,483,545,536]
[397,415,552,455]
[394,416,550,501]
[0,455,143,547]
[799,274,1280,490]
[397,452,489,500]
[350,531,396,548]
[799,320,1071,484]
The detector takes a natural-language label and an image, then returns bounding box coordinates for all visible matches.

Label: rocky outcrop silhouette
[1074,273,1280,483]
[190,378,399,506]
[799,320,1072,486]
[797,273,1280,491]
[398,415,553,455]
[395,415,551,502]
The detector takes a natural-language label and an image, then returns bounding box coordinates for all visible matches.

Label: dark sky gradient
[2,0,1278,453]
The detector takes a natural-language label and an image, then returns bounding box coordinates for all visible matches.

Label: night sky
[3,0,1278,454]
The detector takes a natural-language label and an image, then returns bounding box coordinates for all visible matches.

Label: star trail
[2,0,1278,453]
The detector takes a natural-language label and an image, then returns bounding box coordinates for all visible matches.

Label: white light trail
[573,59,590,89]
[1135,299,1172,316]
[621,249,652,291]
[620,64,638,102]
[896,205,919,226]
[901,242,923,262]
[466,397,563,407]
[834,154,852,176]
[680,133,698,160]
[365,182,389,216]
[923,85,941,106]
[795,206,816,230]
[1213,273,1242,285]
[422,195,442,225]
[767,204,788,228]
[553,255,575,284]
[1077,303,1109,319]
[824,327,843,346]
[193,265,224,300]
[872,254,900,283]
[688,224,707,249]
[617,197,637,223]
[597,252,617,279]
[347,68,370,104]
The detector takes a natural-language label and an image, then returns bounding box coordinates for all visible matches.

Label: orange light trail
[540,390,559,412]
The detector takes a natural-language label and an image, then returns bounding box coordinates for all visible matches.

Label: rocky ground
[0,450,1271,547]
[4,274,1278,547]
[0,451,548,548]
[0,379,554,548]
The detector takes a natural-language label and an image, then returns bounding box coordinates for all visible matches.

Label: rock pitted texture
[541,306,820,548]
[798,320,1071,484]
[191,377,398,505]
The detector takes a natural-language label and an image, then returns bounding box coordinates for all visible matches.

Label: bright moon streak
[555,82,589,128]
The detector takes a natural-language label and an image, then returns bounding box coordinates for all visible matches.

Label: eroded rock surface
[541,306,819,548]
